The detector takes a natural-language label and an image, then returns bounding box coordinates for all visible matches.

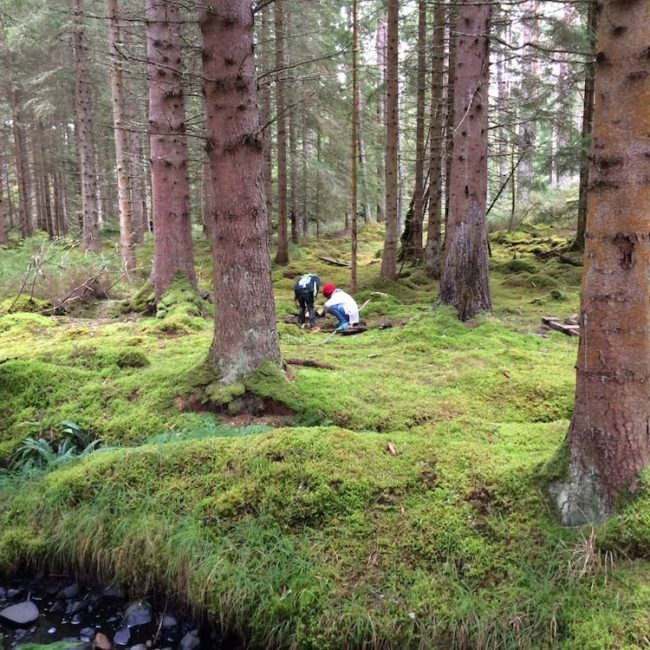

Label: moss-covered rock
[116,349,150,369]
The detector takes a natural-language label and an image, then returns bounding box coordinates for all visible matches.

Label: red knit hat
[323,283,336,298]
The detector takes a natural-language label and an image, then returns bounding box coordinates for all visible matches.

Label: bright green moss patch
[0,294,51,315]
[3,226,649,648]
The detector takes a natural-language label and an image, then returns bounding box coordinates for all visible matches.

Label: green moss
[121,280,156,315]
[0,294,51,315]
[502,258,539,274]
[116,349,150,368]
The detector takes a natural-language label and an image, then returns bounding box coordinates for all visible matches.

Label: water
[0,573,243,649]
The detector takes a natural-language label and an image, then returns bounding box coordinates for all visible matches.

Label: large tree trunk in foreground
[381,0,399,281]
[106,0,136,278]
[146,0,196,300]
[73,0,100,252]
[200,0,281,384]
[350,0,359,292]
[552,0,650,525]
[438,1,491,321]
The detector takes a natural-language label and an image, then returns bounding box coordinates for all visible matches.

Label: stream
[0,572,243,649]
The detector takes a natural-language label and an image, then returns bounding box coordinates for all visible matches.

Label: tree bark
[553,0,650,525]
[258,5,273,245]
[351,0,359,293]
[10,88,33,239]
[572,0,597,253]
[375,14,387,223]
[72,0,100,251]
[381,0,399,281]
[438,1,492,321]
[106,0,136,278]
[0,133,7,243]
[274,0,289,264]
[199,0,281,384]
[146,0,196,300]
[444,3,457,233]
[423,0,446,280]
[403,0,427,264]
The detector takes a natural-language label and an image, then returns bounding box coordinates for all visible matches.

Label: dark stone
[180,630,201,650]
[49,599,66,613]
[114,626,131,646]
[161,614,178,629]
[7,588,23,599]
[72,613,83,624]
[80,626,96,641]
[57,583,81,599]
[103,583,125,599]
[130,644,147,650]
[0,600,40,626]
[0,587,6,600]
[67,600,87,615]
[122,600,152,627]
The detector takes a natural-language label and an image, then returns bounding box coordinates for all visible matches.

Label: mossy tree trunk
[146,0,196,300]
[438,0,491,322]
[554,0,650,525]
[199,0,281,384]
[423,0,446,280]
[381,0,399,281]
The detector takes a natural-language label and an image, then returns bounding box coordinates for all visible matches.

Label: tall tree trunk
[199,0,281,384]
[274,0,289,264]
[438,0,492,321]
[315,127,321,239]
[289,101,299,244]
[73,0,100,251]
[129,127,147,243]
[33,134,46,233]
[37,123,54,237]
[10,89,33,239]
[381,0,399,281]
[106,0,136,278]
[572,0,597,252]
[375,15,387,223]
[146,0,196,300]
[351,0,358,292]
[301,109,309,237]
[356,85,371,223]
[423,0,446,280]
[554,0,650,525]
[2,128,15,232]
[0,136,6,244]
[403,0,427,264]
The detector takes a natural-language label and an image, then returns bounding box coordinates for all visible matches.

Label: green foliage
[0,294,51,315]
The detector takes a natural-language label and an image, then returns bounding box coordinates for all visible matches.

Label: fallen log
[284,358,339,370]
[318,255,350,268]
[542,317,580,337]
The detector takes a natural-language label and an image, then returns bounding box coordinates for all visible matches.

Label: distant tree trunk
[106,0,136,278]
[289,105,299,244]
[2,129,15,232]
[301,110,309,237]
[572,0,597,253]
[423,0,446,279]
[146,0,196,300]
[0,138,6,243]
[33,134,46,233]
[274,0,289,264]
[403,0,427,264]
[36,123,54,237]
[200,0,281,383]
[554,0,650,525]
[381,0,399,281]
[438,1,492,321]
[73,0,100,251]
[351,0,359,292]
[129,127,147,243]
[375,14,387,223]
[315,127,321,239]
[495,23,509,192]
[10,89,33,239]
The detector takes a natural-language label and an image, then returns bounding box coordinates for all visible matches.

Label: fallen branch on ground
[318,255,350,268]
[284,358,339,370]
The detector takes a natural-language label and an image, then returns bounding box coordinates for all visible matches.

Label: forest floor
[2,224,650,649]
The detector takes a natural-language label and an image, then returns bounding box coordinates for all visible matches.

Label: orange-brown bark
[554,0,650,525]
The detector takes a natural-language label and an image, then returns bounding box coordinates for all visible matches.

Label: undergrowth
[2,225,649,649]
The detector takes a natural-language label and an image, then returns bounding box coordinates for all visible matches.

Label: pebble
[0,600,40,626]
[122,600,153,628]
